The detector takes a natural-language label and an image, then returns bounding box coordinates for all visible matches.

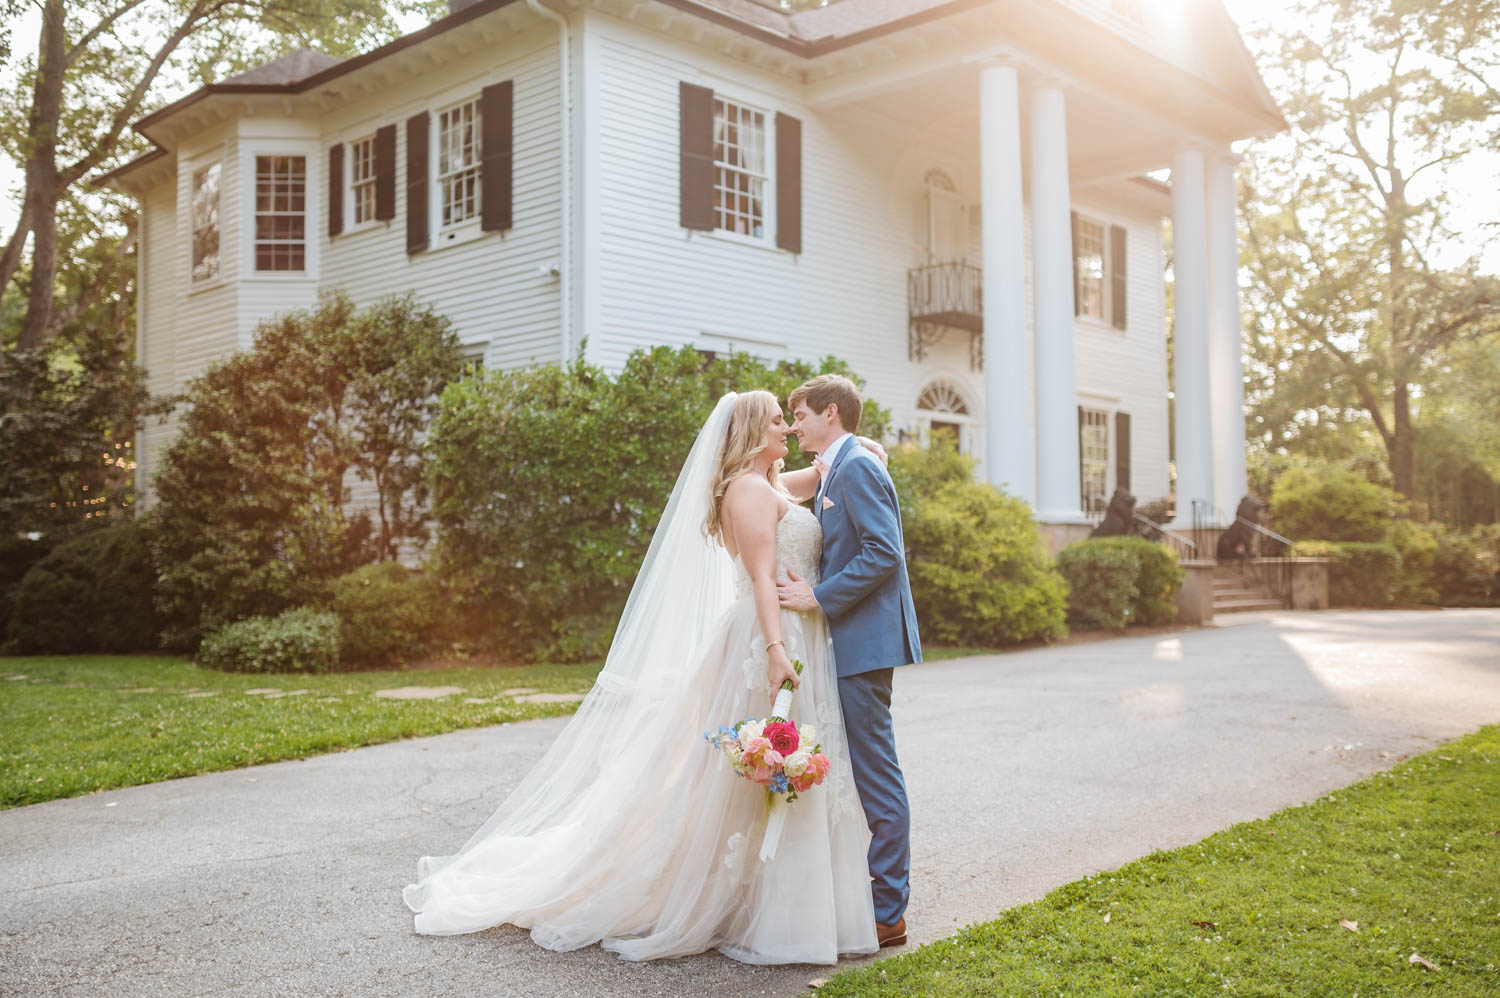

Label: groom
[778,374,922,949]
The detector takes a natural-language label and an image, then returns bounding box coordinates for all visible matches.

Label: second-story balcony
[908,261,983,370]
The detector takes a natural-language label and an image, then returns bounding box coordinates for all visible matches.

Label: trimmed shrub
[1087,535,1186,626]
[7,522,162,653]
[148,290,464,648]
[327,562,443,665]
[0,535,52,639]
[1269,467,1399,542]
[1056,541,1139,631]
[428,345,889,661]
[1292,540,1402,606]
[890,445,1069,646]
[1432,524,1500,606]
[1390,520,1441,604]
[198,606,341,674]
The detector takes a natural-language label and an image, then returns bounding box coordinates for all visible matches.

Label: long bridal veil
[402,392,742,936]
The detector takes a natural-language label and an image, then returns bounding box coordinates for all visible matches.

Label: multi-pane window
[1075,216,1106,320]
[350,135,377,225]
[191,162,221,283]
[1080,407,1110,515]
[437,99,482,227]
[254,155,306,271]
[713,96,767,238]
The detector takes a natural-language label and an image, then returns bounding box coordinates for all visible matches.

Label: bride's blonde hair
[703,390,789,546]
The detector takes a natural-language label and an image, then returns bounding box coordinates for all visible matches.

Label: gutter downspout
[527,0,572,365]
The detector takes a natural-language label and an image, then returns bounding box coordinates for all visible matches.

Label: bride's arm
[723,478,801,705]
[781,466,819,502]
[781,437,888,503]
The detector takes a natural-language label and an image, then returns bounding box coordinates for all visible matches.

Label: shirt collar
[819,432,854,468]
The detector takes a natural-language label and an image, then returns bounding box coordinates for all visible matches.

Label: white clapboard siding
[319,30,563,372]
[592,16,981,439]
[1072,197,1172,502]
[136,176,180,505]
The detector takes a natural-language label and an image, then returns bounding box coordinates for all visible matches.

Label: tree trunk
[1390,378,1414,500]
[17,0,67,353]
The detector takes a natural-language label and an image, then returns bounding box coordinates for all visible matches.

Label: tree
[147,290,463,646]
[0,331,170,537]
[0,0,440,355]
[1241,0,1500,501]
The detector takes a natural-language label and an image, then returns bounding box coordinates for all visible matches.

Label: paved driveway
[2,609,1497,997]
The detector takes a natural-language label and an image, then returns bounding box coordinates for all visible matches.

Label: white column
[979,61,1033,503]
[1029,81,1084,523]
[1206,150,1247,511]
[1170,144,1214,529]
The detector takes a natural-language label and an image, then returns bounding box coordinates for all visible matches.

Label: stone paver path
[2,609,1497,998]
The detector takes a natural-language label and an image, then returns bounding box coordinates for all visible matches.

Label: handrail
[1133,512,1196,553]
[1237,516,1292,548]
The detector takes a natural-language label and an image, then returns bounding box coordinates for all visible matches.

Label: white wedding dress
[403,501,879,964]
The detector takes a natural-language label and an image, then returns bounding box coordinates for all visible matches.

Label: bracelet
[765,639,786,654]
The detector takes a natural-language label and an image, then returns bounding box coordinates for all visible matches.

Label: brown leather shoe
[876,917,907,948]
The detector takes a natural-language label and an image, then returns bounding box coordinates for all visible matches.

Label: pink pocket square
[822,497,836,510]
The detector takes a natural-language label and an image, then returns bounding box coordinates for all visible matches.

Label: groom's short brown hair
[789,374,862,433]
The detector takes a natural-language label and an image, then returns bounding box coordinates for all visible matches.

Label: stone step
[1215,597,1286,613]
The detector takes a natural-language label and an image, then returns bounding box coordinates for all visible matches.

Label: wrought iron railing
[908,262,983,368]
[1132,512,1198,562]
[1194,500,1296,602]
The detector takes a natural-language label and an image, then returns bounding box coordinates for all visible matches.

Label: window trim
[189,159,222,287]
[708,90,777,248]
[1079,405,1113,516]
[914,377,981,459]
[428,94,484,248]
[236,138,320,282]
[345,132,380,233]
[1074,212,1110,326]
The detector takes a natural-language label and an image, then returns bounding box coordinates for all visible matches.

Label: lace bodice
[732,503,821,599]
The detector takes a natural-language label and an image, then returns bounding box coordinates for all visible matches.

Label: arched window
[923,168,966,262]
[914,379,979,457]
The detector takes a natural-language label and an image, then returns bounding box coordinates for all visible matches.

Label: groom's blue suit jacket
[811,440,923,678]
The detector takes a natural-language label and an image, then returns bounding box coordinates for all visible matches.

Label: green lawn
[816,725,1500,997]
[0,654,603,809]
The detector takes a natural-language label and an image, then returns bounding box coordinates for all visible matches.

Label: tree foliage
[426,345,889,662]
[1241,0,1500,504]
[146,290,463,647]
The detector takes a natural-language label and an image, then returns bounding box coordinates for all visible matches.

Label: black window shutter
[328,143,343,238]
[1070,210,1081,317]
[405,112,428,255]
[374,124,396,222]
[679,82,715,231]
[775,112,801,254]
[1115,411,1131,493]
[481,81,513,232]
[1110,224,1128,329]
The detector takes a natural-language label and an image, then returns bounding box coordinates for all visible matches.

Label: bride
[402,390,883,964]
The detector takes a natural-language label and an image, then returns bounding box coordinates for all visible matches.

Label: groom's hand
[777,569,820,612]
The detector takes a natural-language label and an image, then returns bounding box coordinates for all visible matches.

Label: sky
[0,0,1495,271]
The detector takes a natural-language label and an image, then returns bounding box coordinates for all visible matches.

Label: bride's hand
[857,435,888,467]
[766,644,799,705]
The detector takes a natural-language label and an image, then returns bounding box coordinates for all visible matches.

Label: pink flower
[809,753,831,783]
[763,721,799,756]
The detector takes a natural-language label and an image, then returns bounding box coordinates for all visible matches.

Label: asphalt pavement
[2,608,1498,998]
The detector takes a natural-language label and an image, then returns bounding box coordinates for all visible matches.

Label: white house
[99,0,1283,547]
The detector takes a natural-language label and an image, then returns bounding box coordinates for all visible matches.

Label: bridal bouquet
[703,659,832,861]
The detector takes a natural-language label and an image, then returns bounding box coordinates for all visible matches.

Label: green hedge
[7,522,162,653]
[1269,467,1398,542]
[1431,524,1500,606]
[1055,536,1185,631]
[327,561,445,666]
[889,445,1068,647]
[198,606,341,674]
[1292,541,1402,606]
[427,345,888,662]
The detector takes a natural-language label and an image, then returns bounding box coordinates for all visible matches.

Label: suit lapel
[816,437,856,523]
